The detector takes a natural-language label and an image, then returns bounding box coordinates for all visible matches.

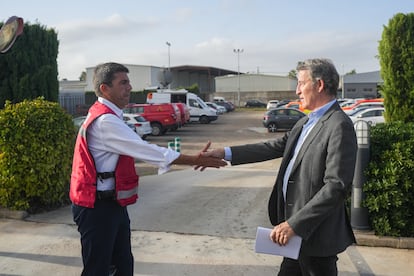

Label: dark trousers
[278,254,338,276]
[72,200,134,276]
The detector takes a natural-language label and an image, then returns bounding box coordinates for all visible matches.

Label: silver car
[349,107,385,126]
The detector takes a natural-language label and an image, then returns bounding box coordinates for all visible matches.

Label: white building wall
[85,64,162,92]
[215,74,296,92]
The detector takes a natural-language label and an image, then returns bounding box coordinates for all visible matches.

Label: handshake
[173,141,227,171]
[195,141,227,171]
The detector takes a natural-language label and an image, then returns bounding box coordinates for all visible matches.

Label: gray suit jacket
[230,102,357,256]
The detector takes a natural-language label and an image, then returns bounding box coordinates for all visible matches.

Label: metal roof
[171,65,238,76]
[344,71,382,83]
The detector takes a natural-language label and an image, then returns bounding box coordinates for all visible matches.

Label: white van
[147,89,218,124]
[213,96,226,102]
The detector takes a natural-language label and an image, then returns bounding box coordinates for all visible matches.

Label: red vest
[70,102,139,208]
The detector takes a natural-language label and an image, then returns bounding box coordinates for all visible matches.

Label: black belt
[97,172,115,180]
[96,190,116,200]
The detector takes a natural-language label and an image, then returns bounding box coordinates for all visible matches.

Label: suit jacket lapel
[290,103,340,173]
[278,117,308,179]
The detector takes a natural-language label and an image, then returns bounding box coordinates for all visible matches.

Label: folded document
[255,226,302,260]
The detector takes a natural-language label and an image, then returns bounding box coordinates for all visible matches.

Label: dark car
[215,101,234,112]
[263,107,306,132]
[245,99,266,108]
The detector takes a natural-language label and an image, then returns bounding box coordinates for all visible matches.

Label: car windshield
[134,115,147,122]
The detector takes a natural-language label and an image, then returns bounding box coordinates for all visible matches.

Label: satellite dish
[157,68,172,88]
[0,16,24,53]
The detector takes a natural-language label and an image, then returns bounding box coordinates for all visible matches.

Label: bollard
[168,141,175,150]
[351,120,370,230]
[174,137,181,152]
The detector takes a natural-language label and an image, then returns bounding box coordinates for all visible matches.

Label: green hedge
[0,98,74,211]
[364,122,414,237]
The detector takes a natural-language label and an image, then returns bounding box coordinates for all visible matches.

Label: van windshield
[196,98,208,108]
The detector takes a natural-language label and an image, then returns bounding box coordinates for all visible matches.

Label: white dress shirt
[87,97,180,191]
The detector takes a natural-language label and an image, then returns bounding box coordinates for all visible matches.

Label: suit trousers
[278,254,338,276]
[72,200,134,276]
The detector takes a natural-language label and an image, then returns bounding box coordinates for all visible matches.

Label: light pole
[166,41,171,88]
[233,48,243,107]
[166,41,171,70]
[341,64,345,99]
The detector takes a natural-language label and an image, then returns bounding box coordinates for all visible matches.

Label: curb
[354,230,414,249]
[1,208,413,250]
[0,207,28,220]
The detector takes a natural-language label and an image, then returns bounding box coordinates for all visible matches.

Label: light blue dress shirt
[282,99,337,199]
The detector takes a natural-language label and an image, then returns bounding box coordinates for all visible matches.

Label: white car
[349,107,385,126]
[344,101,384,115]
[266,100,280,110]
[123,113,152,139]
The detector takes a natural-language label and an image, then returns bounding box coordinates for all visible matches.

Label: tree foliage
[378,13,414,122]
[0,21,59,107]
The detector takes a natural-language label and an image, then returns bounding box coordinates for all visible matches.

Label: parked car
[123,113,152,139]
[285,101,311,114]
[72,116,87,130]
[274,99,292,108]
[348,107,385,126]
[215,101,234,112]
[206,101,226,114]
[123,103,178,136]
[263,107,306,132]
[342,98,384,112]
[73,115,136,133]
[174,102,190,125]
[266,100,279,110]
[344,101,384,115]
[245,99,266,108]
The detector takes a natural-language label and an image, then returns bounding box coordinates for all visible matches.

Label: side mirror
[0,16,24,53]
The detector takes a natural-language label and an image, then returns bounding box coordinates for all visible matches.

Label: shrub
[364,122,414,237]
[0,97,74,211]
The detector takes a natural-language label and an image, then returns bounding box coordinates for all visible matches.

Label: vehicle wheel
[141,135,147,140]
[151,123,163,136]
[267,123,277,133]
[199,116,209,124]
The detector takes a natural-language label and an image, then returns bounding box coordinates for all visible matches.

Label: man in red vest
[70,62,226,276]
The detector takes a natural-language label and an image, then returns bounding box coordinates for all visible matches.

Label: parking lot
[138,109,279,174]
[1,109,413,275]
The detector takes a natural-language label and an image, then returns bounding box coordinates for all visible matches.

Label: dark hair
[93,62,129,96]
[296,58,339,96]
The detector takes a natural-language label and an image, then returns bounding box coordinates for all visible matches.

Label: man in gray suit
[201,58,357,275]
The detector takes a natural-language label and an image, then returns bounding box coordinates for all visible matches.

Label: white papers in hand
[255,226,302,260]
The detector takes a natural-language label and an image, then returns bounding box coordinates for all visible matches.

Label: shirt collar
[308,99,337,121]
[98,97,123,119]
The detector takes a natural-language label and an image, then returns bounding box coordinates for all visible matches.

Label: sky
[2,0,414,80]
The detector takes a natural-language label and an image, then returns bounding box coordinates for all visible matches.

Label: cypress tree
[0,21,59,107]
[378,13,414,123]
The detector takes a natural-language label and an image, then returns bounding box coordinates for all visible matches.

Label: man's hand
[194,141,226,171]
[172,141,227,170]
[269,221,296,246]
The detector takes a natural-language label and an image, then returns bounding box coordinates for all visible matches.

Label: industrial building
[59,64,382,115]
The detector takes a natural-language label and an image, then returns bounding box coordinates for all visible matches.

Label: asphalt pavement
[1,111,414,275]
[1,163,414,275]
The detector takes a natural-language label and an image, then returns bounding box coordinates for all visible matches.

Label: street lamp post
[341,64,345,99]
[233,48,243,107]
[166,41,171,89]
[166,41,171,70]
